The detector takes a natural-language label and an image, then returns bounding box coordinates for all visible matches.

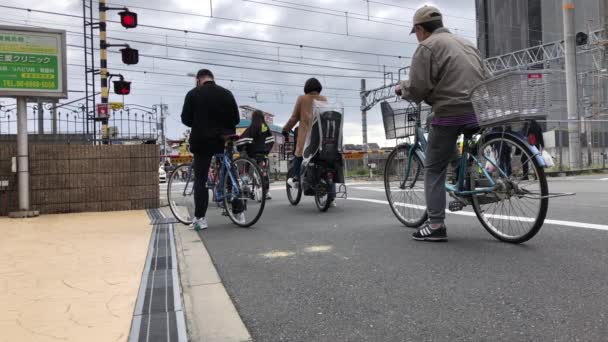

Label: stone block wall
[0,144,159,216]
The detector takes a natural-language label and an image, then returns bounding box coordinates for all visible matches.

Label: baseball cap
[410,5,443,34]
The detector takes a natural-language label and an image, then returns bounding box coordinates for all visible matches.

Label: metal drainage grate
[129,209,187,342]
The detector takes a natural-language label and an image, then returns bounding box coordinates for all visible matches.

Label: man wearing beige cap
[396,5,488,242]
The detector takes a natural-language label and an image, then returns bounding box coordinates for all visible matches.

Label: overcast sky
[0,0,476,146]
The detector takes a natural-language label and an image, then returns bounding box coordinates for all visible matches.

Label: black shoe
[412,223,448,242]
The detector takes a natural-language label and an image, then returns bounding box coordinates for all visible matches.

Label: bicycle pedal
[448,201,465,212]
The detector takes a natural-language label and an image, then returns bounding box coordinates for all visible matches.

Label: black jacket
[181,81,240,152]
[241,123,273,155]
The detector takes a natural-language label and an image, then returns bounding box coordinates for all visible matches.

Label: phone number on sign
[1,79,56,88]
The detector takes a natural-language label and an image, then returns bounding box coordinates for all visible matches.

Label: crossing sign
[97,103,109,118]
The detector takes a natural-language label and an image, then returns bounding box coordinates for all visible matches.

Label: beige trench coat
[282,93,327,157]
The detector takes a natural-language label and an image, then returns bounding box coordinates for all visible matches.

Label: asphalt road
[188,175,608,341]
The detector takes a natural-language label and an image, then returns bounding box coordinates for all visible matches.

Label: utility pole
[563,1,582,169]
[99,0,109,144]
[161,103,167,157]
[361,79,368,168]
[52,101,58,134]
[156,103,168,158]
[37,99,44,134]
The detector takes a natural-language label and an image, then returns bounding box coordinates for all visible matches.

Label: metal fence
[342,119,608,179]
[0,100,158,144]
[540,119,608,172]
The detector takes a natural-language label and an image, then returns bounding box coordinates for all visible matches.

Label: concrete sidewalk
[0,211,151,342]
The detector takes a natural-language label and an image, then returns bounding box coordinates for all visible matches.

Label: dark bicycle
[285,106,347,212]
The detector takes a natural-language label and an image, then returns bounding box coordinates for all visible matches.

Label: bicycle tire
[167,163,195,225]
[315,178,332,212]
[384,144,428,227]
[471,133,549,243]
[286,167,302,205]
[223,157,266,228]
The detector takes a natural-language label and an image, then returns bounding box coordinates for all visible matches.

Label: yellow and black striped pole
[99,0,109,144]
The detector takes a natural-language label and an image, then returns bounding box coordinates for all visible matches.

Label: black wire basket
[380,100,421,139]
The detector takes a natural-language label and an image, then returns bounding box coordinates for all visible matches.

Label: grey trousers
[425,125,463,224]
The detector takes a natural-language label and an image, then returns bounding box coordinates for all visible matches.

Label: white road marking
[600,178,608,181]
[351,186,425,193]
[347,197,608,232]
[303,245,333,253]
[260,250,295,258]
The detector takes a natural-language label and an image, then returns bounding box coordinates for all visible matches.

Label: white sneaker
[330,201,337,208]
[287,178,299,188]
[235,212,246,224]
[265,192,272,200]
[190,217,208,230]
[255,188,263,202]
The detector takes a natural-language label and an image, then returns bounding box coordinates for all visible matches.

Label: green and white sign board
[0,26,67,99]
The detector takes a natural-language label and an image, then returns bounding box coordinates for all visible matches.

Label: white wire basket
[470,70,563,126]
[380,100,421,139]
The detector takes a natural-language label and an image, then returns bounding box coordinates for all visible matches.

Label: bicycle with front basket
[167,135,266,228]
[383,70,573,243]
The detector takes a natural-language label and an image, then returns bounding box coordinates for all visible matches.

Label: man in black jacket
[181,69,240,230]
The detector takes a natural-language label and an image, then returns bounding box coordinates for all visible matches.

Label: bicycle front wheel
[384,144,428,227]
[223,157,266,227]
[167,164,195,225]
[471,133,549,243]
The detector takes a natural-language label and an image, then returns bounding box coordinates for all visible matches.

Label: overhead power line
[66,43,386,79]
[0,4,410,59]
[367,0,559,37]
[65,63,361,92]
[102,1,414,45]
[242,0,478,39]
[0,14,405,70]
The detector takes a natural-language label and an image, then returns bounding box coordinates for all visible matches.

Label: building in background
[476,0,542,59]
[239,105,275,125]
[476,0,606,59]
[476,0,608,168]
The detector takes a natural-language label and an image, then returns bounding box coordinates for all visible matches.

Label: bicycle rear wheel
[384,144,428,227]
[223,157,266,227]
[286,167,302,205]
[471,134,548,243]
[167,164,195,225]
[314,178,332,212]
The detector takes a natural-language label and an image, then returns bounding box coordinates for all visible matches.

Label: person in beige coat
[282,78,327,186]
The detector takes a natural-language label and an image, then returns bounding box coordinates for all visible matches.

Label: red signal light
[113,80,131,95]
[119,11,138,29]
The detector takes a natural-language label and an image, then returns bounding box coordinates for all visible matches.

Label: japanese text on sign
[0,26,66,98]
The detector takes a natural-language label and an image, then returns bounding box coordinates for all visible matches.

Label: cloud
[0,0,476,143]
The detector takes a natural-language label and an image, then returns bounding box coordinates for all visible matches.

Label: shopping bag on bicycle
[541,150,555,168]
[484,150,498,173]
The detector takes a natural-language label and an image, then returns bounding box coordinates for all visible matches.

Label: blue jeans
[292,156,303,179]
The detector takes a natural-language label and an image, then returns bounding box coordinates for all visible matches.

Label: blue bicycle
[381,70,581,243]
[382,100,549,243]
[167,136,266,228]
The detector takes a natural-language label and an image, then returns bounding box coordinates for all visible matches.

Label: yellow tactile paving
[0,211,151,342]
